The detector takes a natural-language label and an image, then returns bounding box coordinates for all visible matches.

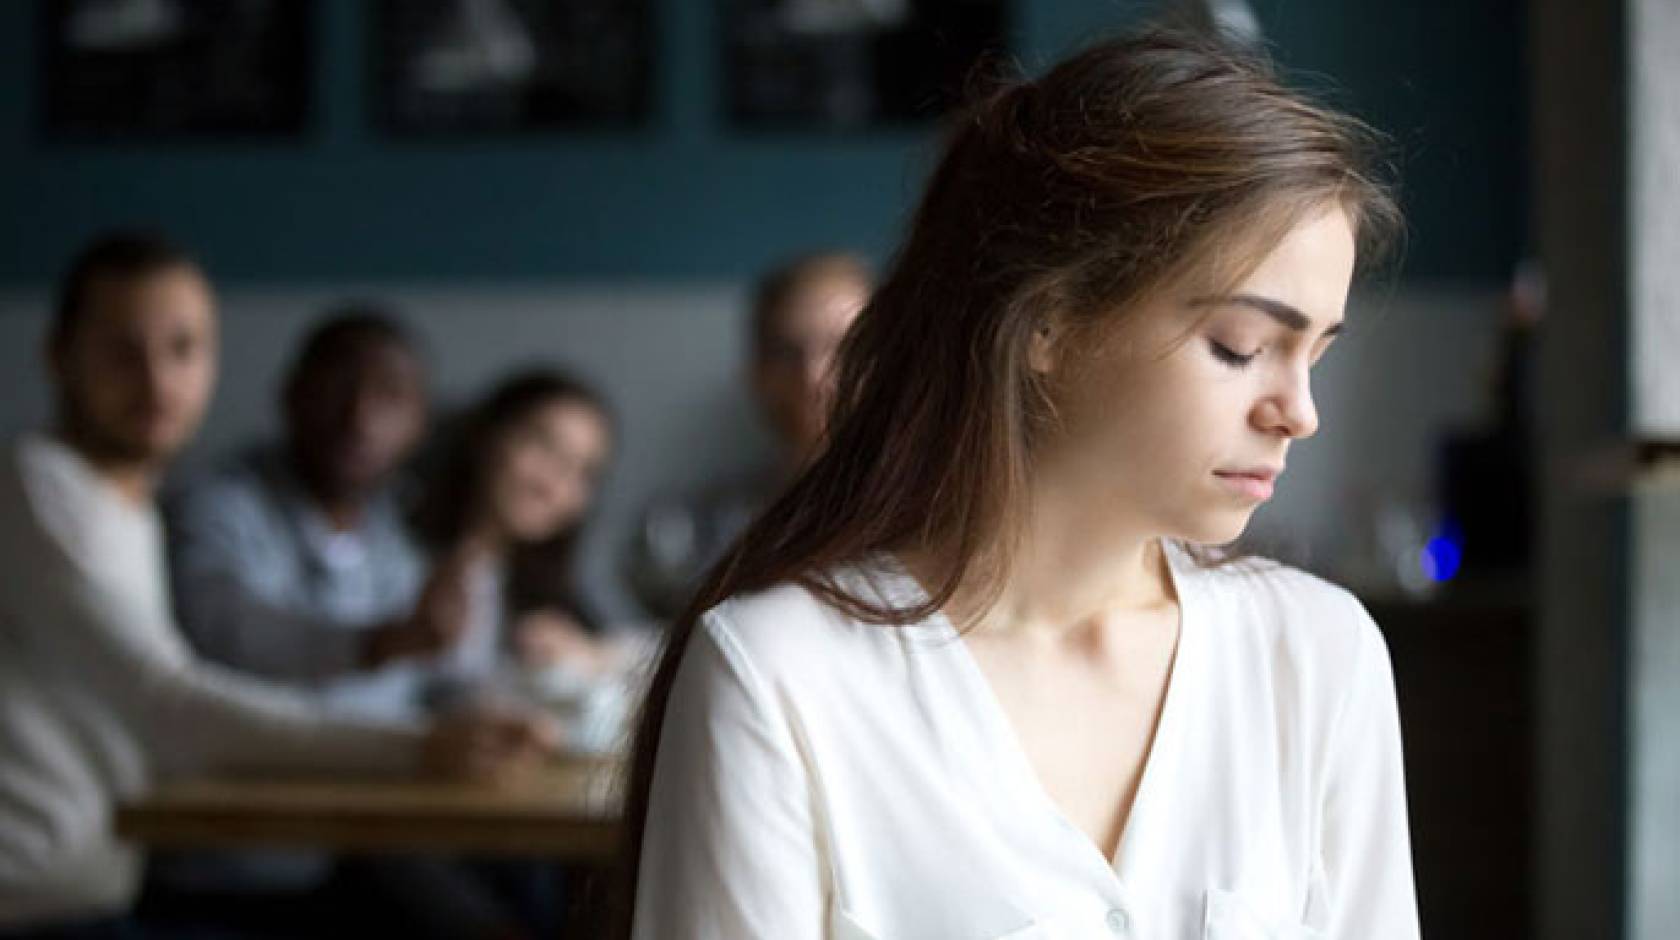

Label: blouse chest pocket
[831,908,1047,940]
[1202,888,1325,940]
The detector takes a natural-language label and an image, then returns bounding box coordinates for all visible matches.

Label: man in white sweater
[0,232,555,935]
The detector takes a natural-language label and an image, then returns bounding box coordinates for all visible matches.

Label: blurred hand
[512,609,606,674]
[421,706,562,786]
[363,552,476,666]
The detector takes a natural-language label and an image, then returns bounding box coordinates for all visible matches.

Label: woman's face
[1032,205,1357,547]
[483,399,612,544]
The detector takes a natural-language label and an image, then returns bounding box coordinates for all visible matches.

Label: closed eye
[1208,339,1257,369]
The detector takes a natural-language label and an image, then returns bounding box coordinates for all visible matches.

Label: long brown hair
[615,27,1399,931]
[415,368,614,626]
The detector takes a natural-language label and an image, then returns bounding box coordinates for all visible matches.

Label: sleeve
[2,468,423,779]
[632,609,826,940]
[1314,602,1422,939]
[166,482,369,683]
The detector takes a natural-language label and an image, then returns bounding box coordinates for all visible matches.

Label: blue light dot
[1422,536,1463,582]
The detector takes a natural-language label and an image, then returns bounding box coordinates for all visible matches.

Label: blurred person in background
[161,309,563,937]
[167,308,451,724]
[415,368,633,717]
[361,368,629,940]
[627,252,872,621]
[0,232,553,940]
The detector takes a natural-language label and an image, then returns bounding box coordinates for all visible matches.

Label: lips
[1213,466,1282,501]
[1217,466,1281,483]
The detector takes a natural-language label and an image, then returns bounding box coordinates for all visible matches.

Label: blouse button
[1105,907,1130,934]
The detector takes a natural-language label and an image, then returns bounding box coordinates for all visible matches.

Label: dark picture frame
[41,0,312,140]
[371,0,653,135]
[723,0,1010,129]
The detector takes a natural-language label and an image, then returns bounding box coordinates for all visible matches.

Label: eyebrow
[1193,293,1344,337]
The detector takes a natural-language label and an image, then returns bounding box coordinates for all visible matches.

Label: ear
[1027,317,1061,376]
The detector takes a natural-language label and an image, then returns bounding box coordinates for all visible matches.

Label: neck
[55,424,159,506]
[288,453,370,531]
[453,518,509,566]
[904,486,1176,641]
[314,494,367,531]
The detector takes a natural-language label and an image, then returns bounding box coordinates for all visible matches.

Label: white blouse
[634,541,1420,940]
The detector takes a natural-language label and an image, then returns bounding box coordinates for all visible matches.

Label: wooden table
[115,757,623,861]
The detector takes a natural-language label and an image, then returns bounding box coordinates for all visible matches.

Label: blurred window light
[1169,0,1264,47]
[412,0,538,93]
[776,0,911,35]
[65,0,184,51]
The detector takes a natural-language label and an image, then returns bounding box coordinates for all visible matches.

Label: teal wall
[0,0,1526,284]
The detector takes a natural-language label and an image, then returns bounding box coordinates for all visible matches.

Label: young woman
[416,369,624,706]
[624,28,1416,940]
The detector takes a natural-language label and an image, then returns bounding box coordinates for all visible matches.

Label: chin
[506,516,562,545]
[142,419,199,453]
[1175,509,1255,548]
[120,432,184,466]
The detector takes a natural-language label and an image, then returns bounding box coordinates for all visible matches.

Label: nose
[1255,363,1319,440]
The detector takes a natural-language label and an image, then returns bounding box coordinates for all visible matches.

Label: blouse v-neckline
[883,540,1200,882]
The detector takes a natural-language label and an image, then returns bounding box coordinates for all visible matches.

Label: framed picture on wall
[372,0,652,134]
[41,0,312,139]
[722,0,1010,129]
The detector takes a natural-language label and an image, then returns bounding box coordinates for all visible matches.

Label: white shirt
[635,541,1419,939]
[0,435,423,927]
